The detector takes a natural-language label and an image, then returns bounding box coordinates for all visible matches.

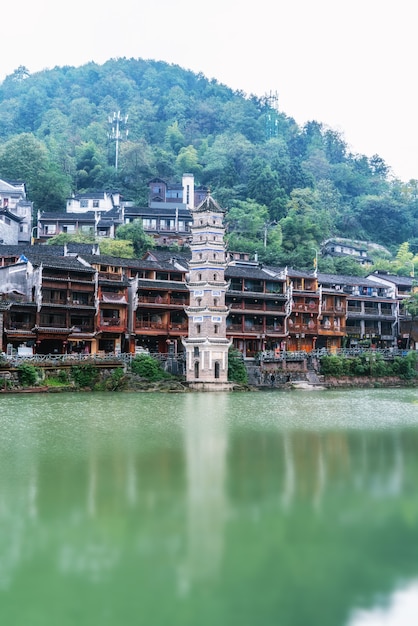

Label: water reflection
[181,394,228,590]
[1,391,418,625]
[279,429,406,511]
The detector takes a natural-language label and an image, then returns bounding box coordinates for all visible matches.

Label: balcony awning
[101,293,127,304]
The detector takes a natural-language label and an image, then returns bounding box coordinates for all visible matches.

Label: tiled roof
[317,272,384,287]
[193,194,224,213]
[367,272,414,286]
[226,264,285,280]
[137,279,188,290]
[24,253,96,273]
[40,211,97,221]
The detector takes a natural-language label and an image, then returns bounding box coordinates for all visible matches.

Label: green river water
[1,388,418,626]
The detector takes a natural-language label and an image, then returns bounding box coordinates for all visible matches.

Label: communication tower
[263,90,279,140]
[108,111,129,170]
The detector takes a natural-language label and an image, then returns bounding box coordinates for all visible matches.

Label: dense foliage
[1,59,418,268]
[320,352,418,380]
[71,364,100,388]
[17,363,40,386]
[130,354,170,381]
[228,347,249,384]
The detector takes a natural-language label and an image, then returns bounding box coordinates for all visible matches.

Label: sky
[1,0,417,181]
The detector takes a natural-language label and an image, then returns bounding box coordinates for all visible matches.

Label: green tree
[175,145,202,179]
[75,141,107,190]
[165,121,185,154]
[403,292,418,319]
[228,347,248,384]
[98,239,135,258]
[394,242,417,276]
[131,354,169,381]
[226,199,269,238]
[115,219,155,257]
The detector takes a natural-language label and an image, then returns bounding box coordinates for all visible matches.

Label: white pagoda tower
[182,193,232,390]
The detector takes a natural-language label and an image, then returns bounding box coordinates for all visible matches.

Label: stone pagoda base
[186,380,235,392]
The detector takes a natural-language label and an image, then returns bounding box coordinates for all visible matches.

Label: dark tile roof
[317,272,381,287]
[144,249,191,263]
[226,264,284,280]
[194,194,223,213]
[134,204,192,217]
[39,211,97,220]
[137,279,188,290]
[23,253,96,273]
[367,272,414,286]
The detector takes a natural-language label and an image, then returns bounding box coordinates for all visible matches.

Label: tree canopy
[0,58,417,268]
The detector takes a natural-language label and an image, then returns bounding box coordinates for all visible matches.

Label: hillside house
[0,179,33,244]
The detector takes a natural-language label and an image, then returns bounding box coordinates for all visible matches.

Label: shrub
[320,355,346,377]
[71,364,99,388]
[392,351,418,380]
[96,368,128,391]
[130,355,169,381]
[17,363,39,386]
[228,347,248,384]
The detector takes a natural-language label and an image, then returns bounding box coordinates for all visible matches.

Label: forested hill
[0,58,417,270]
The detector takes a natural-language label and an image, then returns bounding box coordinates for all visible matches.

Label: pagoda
[182,193,232,390]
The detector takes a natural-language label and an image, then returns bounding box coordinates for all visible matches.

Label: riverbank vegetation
[320,351,418,380]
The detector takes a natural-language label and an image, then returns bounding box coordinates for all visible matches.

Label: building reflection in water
[279,429,405,512]
[180,393,229,593]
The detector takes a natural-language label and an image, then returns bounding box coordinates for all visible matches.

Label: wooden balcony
[321,305,345,315]
[226,323,264,334]
[292,302,319,313]
[289,323,318,334]
[346,325,362,335]
[98,318,126,332]
[98,272,123,281]
[71,325,94,333]
[6,321,35,331]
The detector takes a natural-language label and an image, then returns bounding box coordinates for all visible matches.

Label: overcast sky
[2,0,417,181]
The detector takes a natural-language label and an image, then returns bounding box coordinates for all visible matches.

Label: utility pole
[108,111,128,170]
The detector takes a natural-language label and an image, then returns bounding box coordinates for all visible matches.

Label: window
[196,324,201,334]
[93,200,99,208]
[143,218,157,230]
[80,199,88,208]
[194,346,199,357]
[214,324,219,334]
[45,224,57,235]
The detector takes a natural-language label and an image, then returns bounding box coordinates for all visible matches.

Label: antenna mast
[108,111,129,170]
[263,91,279,140]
